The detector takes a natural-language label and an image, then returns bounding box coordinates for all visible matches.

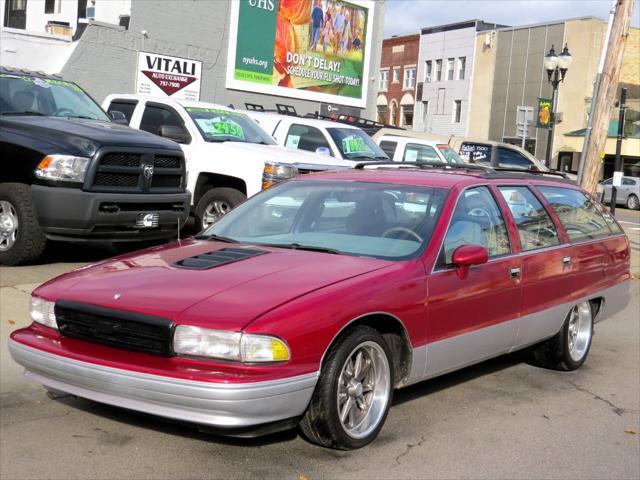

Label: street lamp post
[543,44,573,167]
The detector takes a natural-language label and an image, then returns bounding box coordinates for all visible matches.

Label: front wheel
[532,302,593,371]
[299,326,393,450]
[194,188,246,231]
[627,194,639,210]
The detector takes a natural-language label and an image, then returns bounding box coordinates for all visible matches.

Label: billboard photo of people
[226,0,375,108]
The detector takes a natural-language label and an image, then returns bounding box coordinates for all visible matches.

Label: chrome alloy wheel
[336,341,391,439]
[202,200,231,229]
[0,200,18,252]
[567,302,592,362]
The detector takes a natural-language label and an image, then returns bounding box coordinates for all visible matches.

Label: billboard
[226,0,375,108]
[136,52,202,101]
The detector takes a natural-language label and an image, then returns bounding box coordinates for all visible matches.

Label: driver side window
[440,187,511,265]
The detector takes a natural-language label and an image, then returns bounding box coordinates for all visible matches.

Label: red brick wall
[378,34,420,126]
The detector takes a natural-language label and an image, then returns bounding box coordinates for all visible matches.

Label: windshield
[327,128,389,161]
[201,180,448,260]
[186,107,276,145]
[437,145,463,164]
[0,74,110,121]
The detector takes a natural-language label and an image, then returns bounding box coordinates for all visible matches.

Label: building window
[425,61,432,82]
[392,67,401,84]
[377,105,388,124]
[401,105,414,127]
[379,70,389,91]
[447,58,455,81]
[435,60,442,82]
[44,0,60,14]
[403,67,416,90]
[457,57,466,80]
[423,101,429,123]
[453,100,462,123]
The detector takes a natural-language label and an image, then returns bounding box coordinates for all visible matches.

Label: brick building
[377,34,419,127]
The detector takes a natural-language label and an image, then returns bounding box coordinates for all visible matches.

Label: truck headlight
[173,325,290,362]
[262,162,298,189]
[29,296,57,329]
[35,154,91,183]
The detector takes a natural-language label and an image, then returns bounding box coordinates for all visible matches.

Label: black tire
[626,194,639,210]
[194,188,246,231]
[531,302,593,371]
[299,326,394,450]
[0,183,46,266]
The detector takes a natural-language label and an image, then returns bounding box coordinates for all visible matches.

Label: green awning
[565,112,640,139]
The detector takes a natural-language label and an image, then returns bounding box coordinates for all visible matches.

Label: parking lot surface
[1,210,639,480]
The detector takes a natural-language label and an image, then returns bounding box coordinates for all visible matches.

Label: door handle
[509,267,521,279]
[563,256,572,266]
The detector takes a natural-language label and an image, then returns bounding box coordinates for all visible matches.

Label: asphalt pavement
[1,209,639,480]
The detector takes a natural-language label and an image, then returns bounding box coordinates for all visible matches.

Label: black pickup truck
[0,67,190,265]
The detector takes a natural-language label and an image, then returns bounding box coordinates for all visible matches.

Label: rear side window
[498,187,560,251]
[404,143,440,163]
[107,100,137,124]
[379,140,398,158]
[459,142,491,164]
[285,124,331,153]
[497,147,533,170]
[623,178,637,186]
[537,186,621,240]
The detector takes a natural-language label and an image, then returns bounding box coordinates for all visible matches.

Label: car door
[425,186,520,378]
[497,185,571,348]
[378,139,399,161]
[283,123,334,156]
[600,178,613,203]
[496,147,534,170]
[403,143,441,163]
[105,99,138,125]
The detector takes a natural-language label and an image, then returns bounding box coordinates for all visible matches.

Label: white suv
[104,95,355,229]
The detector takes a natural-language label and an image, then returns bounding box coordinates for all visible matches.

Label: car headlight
[262,162,298,189]
[35,154,91,183]
[173,325,290,362]
[29,296,57,329]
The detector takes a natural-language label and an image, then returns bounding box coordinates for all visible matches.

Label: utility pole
[579,0,635,194]
[609,87,627,216]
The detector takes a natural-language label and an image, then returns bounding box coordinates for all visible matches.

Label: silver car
[600,176,640,210]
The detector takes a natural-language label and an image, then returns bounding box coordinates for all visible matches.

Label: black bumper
[31,185,190,242]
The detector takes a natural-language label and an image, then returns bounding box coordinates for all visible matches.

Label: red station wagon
[9,165,631,449]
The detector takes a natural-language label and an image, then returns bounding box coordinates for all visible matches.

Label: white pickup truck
[103,95,354,229]
[245,110,390,162]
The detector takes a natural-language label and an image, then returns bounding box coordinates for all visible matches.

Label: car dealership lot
[1,210,639,480]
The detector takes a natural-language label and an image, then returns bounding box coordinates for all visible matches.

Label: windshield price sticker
[196,118,245,139]
[186,107,244,118]
[342,136,368,154]
[1,74,83,91]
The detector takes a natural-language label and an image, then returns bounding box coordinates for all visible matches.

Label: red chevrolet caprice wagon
[9,165,631,449]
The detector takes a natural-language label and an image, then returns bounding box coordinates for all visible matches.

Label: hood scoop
[174,247,269,270]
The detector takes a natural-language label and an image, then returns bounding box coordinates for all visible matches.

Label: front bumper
[31,185,190,242]
[9,340,317,430]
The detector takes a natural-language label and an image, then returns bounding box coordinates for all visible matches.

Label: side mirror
[315,146,331,156]
[109,110,128,125]
[159,124,190,144]
[451,244,488,279]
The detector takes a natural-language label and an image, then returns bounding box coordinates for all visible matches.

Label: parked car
[599,176,640,210]
[9,165,630,449]
[104,95,356,229]
[0,68,190,265]
[245,110,389,162]
[373,129,464,165]
[450,137,550,171]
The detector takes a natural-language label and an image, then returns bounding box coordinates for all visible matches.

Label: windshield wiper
[1,111,45,116]
[64,115,96,120]
[262,243,343,255]
[195,233,238,243]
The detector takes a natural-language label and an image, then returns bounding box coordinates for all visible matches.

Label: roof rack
[354,161,574,181]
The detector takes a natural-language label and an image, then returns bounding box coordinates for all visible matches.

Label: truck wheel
[195,188,246,230]
[299,326,393,450]
[0,183,46,266]
[531,302,593,371]
[626,194,639,210]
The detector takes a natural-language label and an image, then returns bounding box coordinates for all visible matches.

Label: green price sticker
[196,118,245,139]
[342,137,367,154]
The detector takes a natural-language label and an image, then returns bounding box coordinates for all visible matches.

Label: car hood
[0,116,180,157]
[35,238,392,330]
[214,142,354,169]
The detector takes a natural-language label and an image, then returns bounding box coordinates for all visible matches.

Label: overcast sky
[383,0,640,37]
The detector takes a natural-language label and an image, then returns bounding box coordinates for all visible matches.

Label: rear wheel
[195,188,246,231]
[0,183,46,266]
[299,326,393,450]
[627,194,639,210]
[532,302,593,371]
